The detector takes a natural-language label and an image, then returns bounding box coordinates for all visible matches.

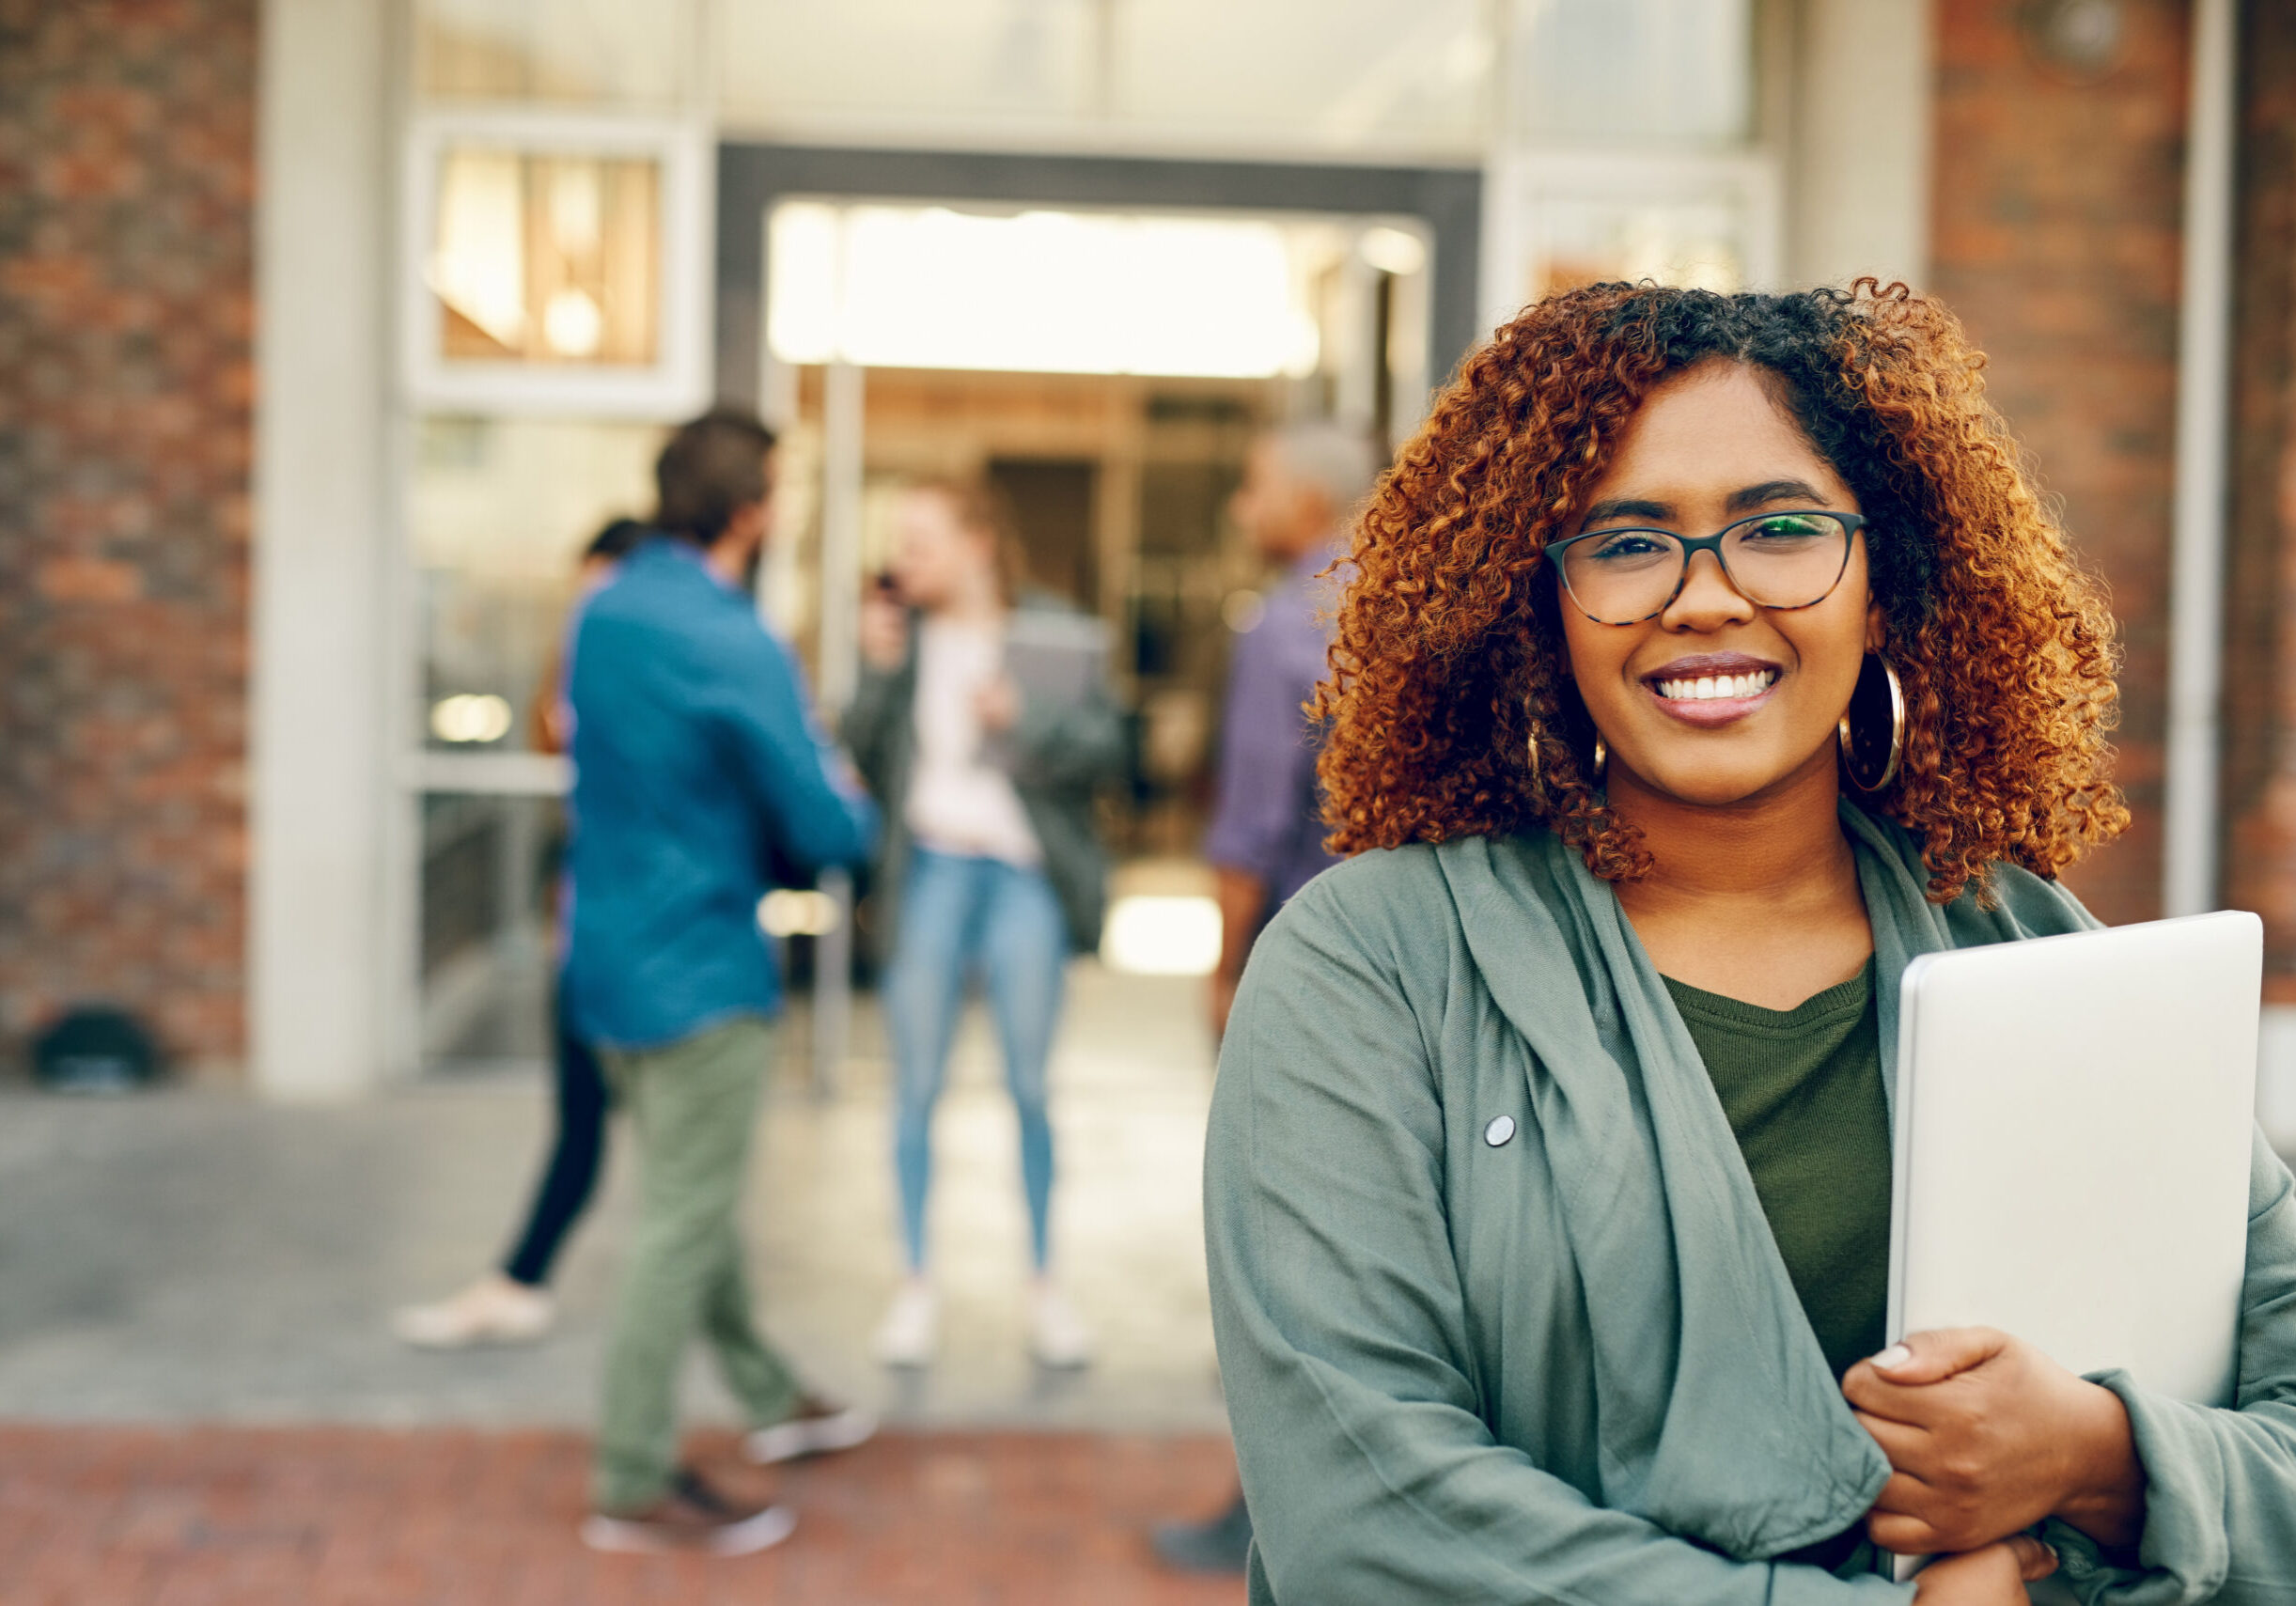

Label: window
[400,114,709,415]
[1507,0,1756,149]
[430,148,661,367]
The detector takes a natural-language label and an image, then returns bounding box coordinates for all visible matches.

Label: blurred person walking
[1154,421,1379,1576]
[395,517,647,1351]
[845,480,1124,1369]
[569,411,879,1556]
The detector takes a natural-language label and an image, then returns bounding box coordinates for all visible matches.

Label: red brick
[0,0,253,1068]
[0,1425,1247,1606]
[1930,0,2191,927]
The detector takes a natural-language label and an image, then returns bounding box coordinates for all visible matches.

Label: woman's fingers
[2005,1533,2061,1583]
[1852,1408,1932,1464]
[1870,1328,2008,1385]
[1866,1506,1944,1555]
[1866,1467,1945,1555]
[1867,1468,1939,1513]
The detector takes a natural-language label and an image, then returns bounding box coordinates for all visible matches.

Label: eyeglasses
[1548,510,1869,626]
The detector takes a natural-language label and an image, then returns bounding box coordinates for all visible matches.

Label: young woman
[846,480,1124,1368]
[395,516,645,1350]
[1206,283,2296,1603]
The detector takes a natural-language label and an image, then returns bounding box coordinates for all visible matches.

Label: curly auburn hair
[1313,280,2129,903]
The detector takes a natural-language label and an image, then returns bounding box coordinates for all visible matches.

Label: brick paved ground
[1,1425,1246,1606]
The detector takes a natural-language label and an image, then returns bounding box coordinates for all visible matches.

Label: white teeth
[1654,669,1777,701]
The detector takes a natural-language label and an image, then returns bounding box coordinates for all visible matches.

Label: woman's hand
[1910,1535,2058,1604]
[859,597,909,672]
[1845,1328,2147,1555]
[975,676,1021,733]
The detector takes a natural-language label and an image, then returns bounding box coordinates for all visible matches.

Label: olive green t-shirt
[1663,958,1893,1381]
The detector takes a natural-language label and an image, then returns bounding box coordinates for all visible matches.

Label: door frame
[711,144,1485,413]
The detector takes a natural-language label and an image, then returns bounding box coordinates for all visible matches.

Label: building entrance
[407,148,1472,1074]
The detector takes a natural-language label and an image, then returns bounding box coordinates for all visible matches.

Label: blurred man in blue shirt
[569,410,878,1557]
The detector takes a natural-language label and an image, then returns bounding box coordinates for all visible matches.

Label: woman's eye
[1745,515,1826,542]
[1586,532,1668,561]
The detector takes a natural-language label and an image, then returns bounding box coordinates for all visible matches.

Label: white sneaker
[392,1273,554,1349]
[873,1281,938,1367]
[1028,1283,1093,1369]
[744,1394,879,1464]
[579,1470,797,1557]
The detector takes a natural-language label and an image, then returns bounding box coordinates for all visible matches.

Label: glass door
[398,0,708,1073]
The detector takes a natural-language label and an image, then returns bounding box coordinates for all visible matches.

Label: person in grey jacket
[844,477,1124,1369]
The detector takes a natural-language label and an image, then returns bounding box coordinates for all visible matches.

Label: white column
[810,356,867,1097]
[1786,0,1932,289]
[2163,0,2239,919]
[249,0,393,1099]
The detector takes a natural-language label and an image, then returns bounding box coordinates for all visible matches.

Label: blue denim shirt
[562,538,875,1050]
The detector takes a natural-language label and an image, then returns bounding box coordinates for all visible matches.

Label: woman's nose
[1662,549,1757,629]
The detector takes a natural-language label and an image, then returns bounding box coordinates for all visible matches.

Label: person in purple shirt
[1201,421,1382,1042]
[1159,420,1382,1576]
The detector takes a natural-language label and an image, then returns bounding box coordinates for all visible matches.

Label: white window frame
[1477,150,1785,338]
[398,108,714,418]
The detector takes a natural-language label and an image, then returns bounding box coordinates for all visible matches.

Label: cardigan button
[1483,1115,1516,1146]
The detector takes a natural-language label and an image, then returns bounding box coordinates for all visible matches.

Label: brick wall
[1929,0,2190,928]
[2221,0,2296,995]
[0,0,255,1075]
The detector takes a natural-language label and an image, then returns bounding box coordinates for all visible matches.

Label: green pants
[593,1016,801,1512]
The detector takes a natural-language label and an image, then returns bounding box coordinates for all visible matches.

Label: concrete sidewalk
[0,962,1227,1433]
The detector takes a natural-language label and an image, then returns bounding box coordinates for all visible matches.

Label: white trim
[398,108,713,419]
[2163,0,2239,918]
[252,0,393,1099]
[1478,150,1785,336]
[2259,1006,2296,1152]
[404,751,572,795]
[1785,0,1931,290]
[707,111,1489,171]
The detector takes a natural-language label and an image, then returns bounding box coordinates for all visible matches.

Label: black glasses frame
[1548,509,1871,626]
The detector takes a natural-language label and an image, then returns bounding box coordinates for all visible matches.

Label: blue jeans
[884,849,1068,1271]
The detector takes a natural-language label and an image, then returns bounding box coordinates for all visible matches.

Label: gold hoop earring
[1591,735,1607,785]
[1837,656,1905,793]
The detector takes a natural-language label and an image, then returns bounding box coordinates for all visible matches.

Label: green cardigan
[1206,804,2296,1604]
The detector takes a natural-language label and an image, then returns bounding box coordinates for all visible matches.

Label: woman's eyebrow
[1579,497,1671,525]
[1725,478,1829,511]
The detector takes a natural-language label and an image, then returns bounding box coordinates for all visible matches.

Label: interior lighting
[542,288,605,356]
[1358,225,1428,276]
[430,693,514,744]
[1101,895,1223,976]
[759,888,842,937]
[768,202,1309,377]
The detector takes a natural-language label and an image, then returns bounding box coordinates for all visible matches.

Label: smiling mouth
[1651,668,1780,702]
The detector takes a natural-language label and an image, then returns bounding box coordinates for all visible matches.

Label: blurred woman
[395,516,646,1349]
[845,480,1123,1368]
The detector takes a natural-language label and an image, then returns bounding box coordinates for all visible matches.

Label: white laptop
[1886,911,2262,1580]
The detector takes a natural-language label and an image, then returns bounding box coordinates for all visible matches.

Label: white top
[905,617,1043,867]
